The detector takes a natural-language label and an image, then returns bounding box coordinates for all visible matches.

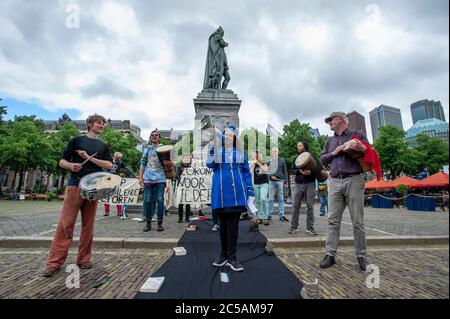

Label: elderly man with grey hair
[267,147,289,222]
[103,151,137,219]
[319,111,371,271]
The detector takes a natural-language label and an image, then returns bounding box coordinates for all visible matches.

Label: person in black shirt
[175,155,192,223]
[251,151,270,225]
[43,114,113,277]
[289,141,323,235]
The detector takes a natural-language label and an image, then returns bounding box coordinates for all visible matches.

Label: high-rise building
[405,118,449,144]
[346,111,367,136]
[410,99,446,124]
[310,128,320,138]
[369,105,404,141]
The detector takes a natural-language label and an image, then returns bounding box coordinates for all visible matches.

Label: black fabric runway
[134,219,303,299]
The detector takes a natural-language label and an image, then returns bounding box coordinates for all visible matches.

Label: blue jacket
[206,146,254,210]
[140,144,166,183]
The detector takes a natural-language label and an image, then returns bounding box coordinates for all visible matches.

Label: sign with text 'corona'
[176,167,212,205]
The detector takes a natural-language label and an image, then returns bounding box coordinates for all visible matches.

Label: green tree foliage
[412,134,449,174]
[396,184,408,196]
[240,127,271,160]
[175,131,194,161]
[159,135,172,146]
[0,99,6,122]
[0,102,7,137]
[47,123,81,175]
[373,125,414,179]
[279,119,321,170]
[317,134,329,154]
[99,127,142,172]
[0,118,54,191]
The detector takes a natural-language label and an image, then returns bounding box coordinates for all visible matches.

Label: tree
[99,127,142,172]
[240,127,271,160]
[0,118,54,191]
[175,131,194,161]
[317,135,329,154]
[47,123,81,191]
[279,119,321,170]
[373,125,412,179]
[0,99,6,122]
[412,134,449,174]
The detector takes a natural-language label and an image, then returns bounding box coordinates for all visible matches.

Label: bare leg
[221,70,231,89]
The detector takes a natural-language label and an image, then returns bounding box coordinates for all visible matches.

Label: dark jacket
[267,157,288,182]
[175,162,192,184]
[291,141,323,184]
[110,159,136,177]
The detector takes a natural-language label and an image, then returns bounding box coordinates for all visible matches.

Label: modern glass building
[310,128,320,138]
[410,99,446,124]
[369,105,404,141]
[405,118,449,144]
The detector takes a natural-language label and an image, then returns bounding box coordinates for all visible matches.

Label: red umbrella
[416,172,449,188]
[365,179,394,190]
[391,176,422,188]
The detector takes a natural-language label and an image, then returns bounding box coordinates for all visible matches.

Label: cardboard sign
[176,167,212,205]
[100,178,140,205]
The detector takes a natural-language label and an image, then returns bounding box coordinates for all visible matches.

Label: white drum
[79,172,122,201]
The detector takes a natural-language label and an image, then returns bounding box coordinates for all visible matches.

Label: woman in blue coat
[206,125,254,272]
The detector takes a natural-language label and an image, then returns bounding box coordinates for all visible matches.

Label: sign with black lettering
[176,167,212,205]
[100,178,140,205]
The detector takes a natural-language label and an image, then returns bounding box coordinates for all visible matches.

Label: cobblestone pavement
[0,247,172,299]
[277,245,449,299]
[1,200,448,239]
[0,244,447,299]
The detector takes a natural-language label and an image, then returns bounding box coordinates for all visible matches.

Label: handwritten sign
[100,178,141,205]
[176,167,212,205]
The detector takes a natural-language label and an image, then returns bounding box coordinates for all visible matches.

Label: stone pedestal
[193,89,241,160]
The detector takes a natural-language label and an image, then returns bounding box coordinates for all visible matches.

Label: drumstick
[80,152,97,166]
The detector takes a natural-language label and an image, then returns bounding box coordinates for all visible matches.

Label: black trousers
[217,212,241,260]
[178,204,191,219]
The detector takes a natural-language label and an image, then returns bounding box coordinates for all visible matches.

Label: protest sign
[176,167,212,205]
[100,178,141,205]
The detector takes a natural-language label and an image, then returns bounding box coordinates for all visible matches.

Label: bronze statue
[203,26,230,90]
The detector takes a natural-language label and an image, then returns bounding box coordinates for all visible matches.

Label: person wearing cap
[139,129,168,232]
[206,125,255,272]
[319,111,370,271]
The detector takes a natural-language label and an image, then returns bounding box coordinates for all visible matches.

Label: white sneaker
[288,227,299,234]
[212,224,219,231]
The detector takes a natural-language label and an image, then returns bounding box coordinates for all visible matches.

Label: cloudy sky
[1,0,448,142]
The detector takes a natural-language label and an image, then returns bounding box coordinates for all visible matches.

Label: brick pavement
[277,245,449,299]
[0,244,447,299]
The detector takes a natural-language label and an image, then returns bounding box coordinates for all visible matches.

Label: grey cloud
[81,76,137,99]
[1,0,448,134]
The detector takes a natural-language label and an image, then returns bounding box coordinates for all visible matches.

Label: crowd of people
[42,110,376,276]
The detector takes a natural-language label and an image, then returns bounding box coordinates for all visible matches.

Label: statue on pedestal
[203,26,230,90]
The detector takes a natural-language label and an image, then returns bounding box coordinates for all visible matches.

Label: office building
[369,105,404,141]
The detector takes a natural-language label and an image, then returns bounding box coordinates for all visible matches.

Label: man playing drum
[43,114,113,277]
[319,111,370,271]
[289,141,323,235]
